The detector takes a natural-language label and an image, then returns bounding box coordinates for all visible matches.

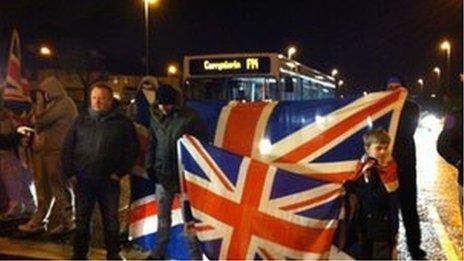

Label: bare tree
[60,48,109,110]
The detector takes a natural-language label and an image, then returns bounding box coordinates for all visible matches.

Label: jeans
[152,183,202,259]
[72,177,120,259]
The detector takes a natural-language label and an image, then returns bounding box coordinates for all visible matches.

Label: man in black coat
[62,84,139,260]
[387,76,426,259]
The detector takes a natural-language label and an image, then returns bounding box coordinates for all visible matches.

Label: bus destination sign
[189,57,271,75]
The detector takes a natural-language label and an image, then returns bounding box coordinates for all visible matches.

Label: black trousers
[72,177,120,259]
[398,172,421,251]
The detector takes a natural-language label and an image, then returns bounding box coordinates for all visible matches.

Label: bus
[183,52,336,101]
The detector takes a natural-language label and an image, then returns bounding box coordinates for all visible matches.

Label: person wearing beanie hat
[386,76,403,90]
[385,76,426,259]
[146,84,207,259]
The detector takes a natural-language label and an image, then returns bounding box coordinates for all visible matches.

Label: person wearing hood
[126,76,158,126]
[18,76,78,234]
[122,76,159,248]
[61,83,139,260]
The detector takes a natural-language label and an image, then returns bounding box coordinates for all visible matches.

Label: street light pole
[144,0,150,75]
[440,40,451,93]
[143,0,159,75]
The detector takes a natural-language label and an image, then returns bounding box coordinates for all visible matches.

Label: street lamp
[37,45,58,70]
[417,78,424,100]
[331,69,339,77]
[39,45,52,57]
[167,64,178,75]
[433,66,441,89]
[287,46,296,59]
[439,40,451,91]
[338,79,344,87]
[144,0,160,75]
[417,78,424,89]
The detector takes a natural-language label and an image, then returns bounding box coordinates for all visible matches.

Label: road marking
[428,205,460,260]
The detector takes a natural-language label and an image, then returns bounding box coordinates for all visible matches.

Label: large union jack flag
[178,88,407,259]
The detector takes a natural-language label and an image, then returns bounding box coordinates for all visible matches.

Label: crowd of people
[0,75,461,260]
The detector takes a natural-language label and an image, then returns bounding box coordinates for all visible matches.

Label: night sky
[0,0,462,94]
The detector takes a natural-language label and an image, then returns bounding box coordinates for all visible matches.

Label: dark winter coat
[61,107,139,180]
[437,108,463,185]
[146,106,208,192]
[344,166,399,241]
[393,100,420,178]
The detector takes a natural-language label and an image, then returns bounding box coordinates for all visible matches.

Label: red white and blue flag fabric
[129,191,194,259]
[180,136,345,259]
[178,88,407,259]
[3,29,31,112]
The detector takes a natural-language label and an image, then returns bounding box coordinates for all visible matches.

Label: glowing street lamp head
[440,40,451,52]
[167,64,178,75]
[145,0,159,5]
[331,69,339,77]
[39,45,52,57]
[433,67,441,76]
[287,46,297,59]
[338,80,344,86]
[417,78,424,86]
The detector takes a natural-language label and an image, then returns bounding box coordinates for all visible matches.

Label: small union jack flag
[3,29,31,112]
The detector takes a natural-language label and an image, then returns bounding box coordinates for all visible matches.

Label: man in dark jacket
[62,84,139,260]
[437,108,462,214]
[386,76,425,259]
[146,84,207,259]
